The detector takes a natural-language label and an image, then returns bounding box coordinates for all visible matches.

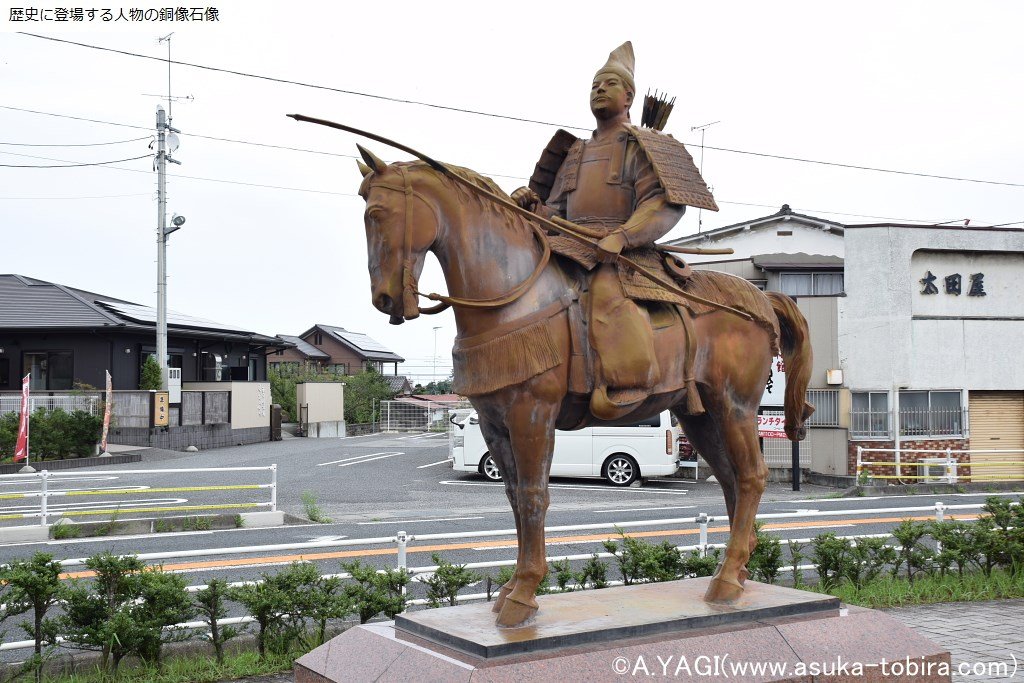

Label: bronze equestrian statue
[291,40,814,629]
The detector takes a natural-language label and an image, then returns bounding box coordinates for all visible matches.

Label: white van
[450,411,682,486]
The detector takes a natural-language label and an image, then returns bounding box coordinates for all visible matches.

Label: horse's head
[356,146,440,325]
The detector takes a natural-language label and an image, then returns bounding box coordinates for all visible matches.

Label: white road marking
[338,451,405,467]
[355,516,484,525]
[335,433,385,440]
[316,452,403,467]
[417,459,453,469]
[0,497,187,513]
[396,432,447,441]
[595,505,697,513]
[439,481,690,495]
[307,535,349,543]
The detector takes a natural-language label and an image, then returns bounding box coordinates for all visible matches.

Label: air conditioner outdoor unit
[918,457,957,484]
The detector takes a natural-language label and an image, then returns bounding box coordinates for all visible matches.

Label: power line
[18,32,590,132]
[0,192,152,200]
[15,35,1024,190]
[704,144,1024,189]
[0,135,150,147]
[0,153,151,168]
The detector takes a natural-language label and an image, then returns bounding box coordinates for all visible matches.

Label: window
[779,272,844,296]
[898,390,963,438]
[314,332,323,345]
[0,358,8,389]
[201,352,224,381]
[805,389,840,427]
[851,391,889,439]
[325,363,348,375]
[24,351,73,390]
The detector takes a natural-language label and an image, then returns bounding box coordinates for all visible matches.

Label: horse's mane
[405,161,536,239]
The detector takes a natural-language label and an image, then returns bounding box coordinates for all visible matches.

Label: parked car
[449,411,682,486]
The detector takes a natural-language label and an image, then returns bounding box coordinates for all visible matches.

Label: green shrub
[0,553,64,682]
[889,520,934,582]
[419,554,483,607]
[340,560,409,624]
[1,409,101,461]
[60,554,194,673]
[747,523,783,584]
[603,531,685,585]
[193,579,240,665]
[140,355,163,391]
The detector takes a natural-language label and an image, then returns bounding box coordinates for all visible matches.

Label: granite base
[295,579,951,682]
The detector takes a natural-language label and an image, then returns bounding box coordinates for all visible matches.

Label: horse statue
[347,138,814,628]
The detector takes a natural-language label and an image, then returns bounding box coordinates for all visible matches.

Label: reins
[289,113,753,322]
[372,166,555,314]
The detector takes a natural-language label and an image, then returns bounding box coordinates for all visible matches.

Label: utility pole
[155,35,183,390]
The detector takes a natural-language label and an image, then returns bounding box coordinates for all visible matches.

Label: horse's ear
[357,144,387,173]
[356,159,373,177]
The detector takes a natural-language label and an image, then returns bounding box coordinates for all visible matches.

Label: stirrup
[590,385,645,421]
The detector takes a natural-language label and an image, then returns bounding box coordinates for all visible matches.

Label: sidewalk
[887,599,1023,682]
[224,600,1024,682]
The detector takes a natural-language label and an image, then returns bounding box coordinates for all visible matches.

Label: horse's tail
[765,292,815,441]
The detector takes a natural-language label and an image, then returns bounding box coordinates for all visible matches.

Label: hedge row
[0,410,102,462]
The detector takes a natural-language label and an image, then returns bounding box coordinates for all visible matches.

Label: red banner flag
[13,374,30,462]
[100,370,113,452]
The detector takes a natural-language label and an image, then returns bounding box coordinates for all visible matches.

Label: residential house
[0,274,288,391]
[267,324,405,376]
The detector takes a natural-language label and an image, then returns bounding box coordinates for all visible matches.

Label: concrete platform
[295,579,952,682]
[396,576,838,658]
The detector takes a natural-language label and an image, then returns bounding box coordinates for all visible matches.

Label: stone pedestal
[295,578,951,682]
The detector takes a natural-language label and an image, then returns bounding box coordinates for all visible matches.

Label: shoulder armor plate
[629,125,719,211]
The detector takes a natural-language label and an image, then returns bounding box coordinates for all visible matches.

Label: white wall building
[668,206,1024,482]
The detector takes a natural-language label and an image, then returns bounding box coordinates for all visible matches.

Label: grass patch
[51,521,81,539]
[183,516,213,531]
[301,490,331,524]
[40,648,298,683]
[812,569,1024,609]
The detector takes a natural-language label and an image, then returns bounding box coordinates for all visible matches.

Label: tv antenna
[690,120,720,233]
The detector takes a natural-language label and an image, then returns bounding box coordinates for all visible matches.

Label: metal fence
[805,389,839,427]
[380,399,472,433]
[0,465,277,527]
[0,392,101,416]
[856,446,1024,483]
[851,407,968,440]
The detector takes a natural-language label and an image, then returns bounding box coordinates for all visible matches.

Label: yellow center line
[57,513,978,580]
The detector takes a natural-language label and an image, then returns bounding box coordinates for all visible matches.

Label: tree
[139,355,163,390]
[193,579,239,665]
[343,368,392,425]
[0,553,64,682]
[341,561,409,624]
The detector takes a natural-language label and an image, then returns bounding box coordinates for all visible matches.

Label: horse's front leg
[496,399,559,628]
[477,419,520,613]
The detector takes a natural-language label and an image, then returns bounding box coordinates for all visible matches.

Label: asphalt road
[1,432,1020,661]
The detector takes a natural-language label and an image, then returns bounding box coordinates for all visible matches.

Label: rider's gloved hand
[596,231,628,263]
[511,187,541,212]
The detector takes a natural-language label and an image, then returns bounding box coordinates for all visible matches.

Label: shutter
[969,391,1024,481]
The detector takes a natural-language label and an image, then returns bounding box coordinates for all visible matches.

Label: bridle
[368,165,553,319]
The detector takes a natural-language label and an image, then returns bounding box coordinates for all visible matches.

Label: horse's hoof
[495,597,538,628]
[705,576,744,604]
[491,585,513,613]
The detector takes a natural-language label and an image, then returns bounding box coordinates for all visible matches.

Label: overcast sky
[2,1,1021,385]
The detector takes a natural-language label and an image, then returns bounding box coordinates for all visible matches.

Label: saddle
[559,252,705,417]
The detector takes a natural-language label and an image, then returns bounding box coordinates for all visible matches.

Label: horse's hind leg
[705,408,767,602]
[478,419,520,613]
[675,405,748,583]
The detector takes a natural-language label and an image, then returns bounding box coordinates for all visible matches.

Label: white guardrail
[1,499,1006,653]
[0,466,277,526]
